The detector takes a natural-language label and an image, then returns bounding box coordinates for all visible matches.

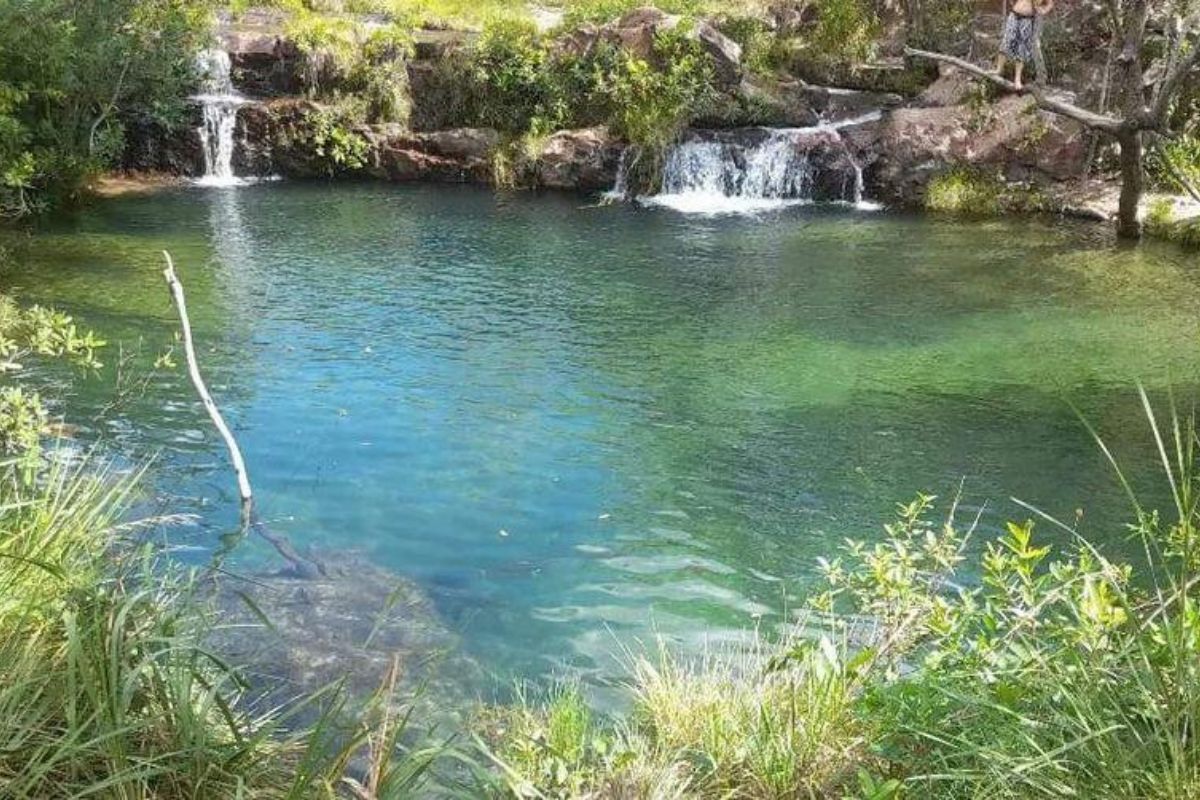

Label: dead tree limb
[163,251,253,513]
[904,47,1124,133]
[162,251,323,579]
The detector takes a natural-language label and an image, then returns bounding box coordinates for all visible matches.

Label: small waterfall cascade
[192,49,247,186]
[615,112,880,213]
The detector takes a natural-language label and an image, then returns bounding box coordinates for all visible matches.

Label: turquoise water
[5,183,1200,688]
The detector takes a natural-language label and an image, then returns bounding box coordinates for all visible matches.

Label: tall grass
[0,455,447,798]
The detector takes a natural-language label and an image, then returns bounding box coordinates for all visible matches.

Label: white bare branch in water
[162,250,253,515]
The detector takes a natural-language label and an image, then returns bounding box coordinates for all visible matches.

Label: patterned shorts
[1001,13,1036,63]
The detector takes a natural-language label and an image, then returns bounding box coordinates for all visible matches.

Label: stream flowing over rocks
[122,6,1113,219]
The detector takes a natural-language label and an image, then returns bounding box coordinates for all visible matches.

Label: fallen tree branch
[163,251,253,512]
[162,251,323,579]
[904,47,1124,134]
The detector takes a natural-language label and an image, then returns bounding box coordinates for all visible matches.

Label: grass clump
[925,168,1005,216]
[480,635,869,797]
[1146,197,1200,249]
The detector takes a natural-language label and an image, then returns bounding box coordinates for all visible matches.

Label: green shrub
[718,15,792,75]
[1151,134,1200,196]
[925,168,1005,216]
[561,0,704,26]
[607,26,715,150]
[806,0,879,64]
[286,12,363,96]
[308,107,371,174]
[1145,197,1200,249]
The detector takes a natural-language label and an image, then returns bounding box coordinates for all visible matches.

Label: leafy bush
[806,0,879,64]
[308,107,371,174]
[0,0,211,215]
[607,26,715,150]
[561,0,705,26]
[718,15,793,75]
[925,168,1005,215]
[1151,134,1200,196]
[1145,197,1200,249]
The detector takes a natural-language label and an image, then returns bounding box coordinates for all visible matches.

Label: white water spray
[613,110,884,214]
[192,49,248,187]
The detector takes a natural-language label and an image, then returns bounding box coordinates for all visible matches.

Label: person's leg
[1013,60,1024,89]
[1032,15,1047,83]
[995,54,1007,75]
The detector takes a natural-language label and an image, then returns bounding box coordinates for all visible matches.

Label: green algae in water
[4,183,1199,690]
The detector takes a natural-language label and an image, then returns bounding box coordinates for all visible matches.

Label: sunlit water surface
[5,183,1200,693]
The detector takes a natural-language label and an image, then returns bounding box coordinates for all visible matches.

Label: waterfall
[615,114,880,214]
[192,49,247,187]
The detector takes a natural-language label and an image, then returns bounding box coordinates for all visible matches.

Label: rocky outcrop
[857,93,1088,207]
[121,110,205,176]
[363,126,498,182]
[529,127,623,189]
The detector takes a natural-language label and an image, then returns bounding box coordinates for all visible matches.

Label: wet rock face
[532,127,623,190]
[363,126,498,182]
[120,108,205,176]
[227,31,303,97]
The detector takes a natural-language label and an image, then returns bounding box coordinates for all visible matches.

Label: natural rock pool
[6,183,1199,693]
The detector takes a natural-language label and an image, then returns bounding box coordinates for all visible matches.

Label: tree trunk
[1117,130,1143,239]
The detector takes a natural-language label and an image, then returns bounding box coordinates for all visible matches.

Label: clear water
[5,182,1200,690]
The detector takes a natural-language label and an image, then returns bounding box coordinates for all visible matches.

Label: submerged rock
[207,554,482,725]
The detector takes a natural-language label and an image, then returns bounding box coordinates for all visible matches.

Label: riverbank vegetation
[483,429,1200,798]
[3,0,1197,236]
[0,299,455,798]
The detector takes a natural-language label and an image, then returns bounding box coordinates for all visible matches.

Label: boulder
[365,127,498,182]
[207,554,482,728]
[914,63,977,108]
[694,20,743,88]
[607,7,678,60]
[531,127,623,189]
[865,95,1088,205]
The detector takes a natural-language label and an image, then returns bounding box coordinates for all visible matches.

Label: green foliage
[806,0,879,64]
[718,16,793,75]
[925,169,1004,215]
[0,296,105,462]
[0,0,213,215]
[1145,197,1200,249]
[903,0,974,54]
[1151,134,1200,195]
[926,169,1049,217]
[293,106,371,175]
[452,14,711,158]
[607,26,716,150]
[561,0,704,26]
[0,387,45,457]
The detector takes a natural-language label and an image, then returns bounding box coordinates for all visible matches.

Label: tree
[907,0,1200,239]
[0,0,214,215]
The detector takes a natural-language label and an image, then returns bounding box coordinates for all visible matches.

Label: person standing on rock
[996,0,1053,89]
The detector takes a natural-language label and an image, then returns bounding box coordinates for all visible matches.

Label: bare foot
[1013,80,1023,90]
